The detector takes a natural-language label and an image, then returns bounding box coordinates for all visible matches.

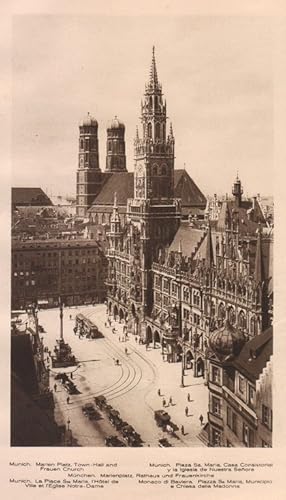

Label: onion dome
[209,321,245,360]
[80,112,98,127]
[107,116,125,130]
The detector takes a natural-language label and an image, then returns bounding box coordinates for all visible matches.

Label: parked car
[105,436,126,447]
[94,395,107,409]
[154,410,171,429]
[82,403,101,420]
[158,438,172,447]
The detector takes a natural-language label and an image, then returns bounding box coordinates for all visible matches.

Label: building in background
[11,307,62,446]
[12,187,53,209]
[11,239,107,309]
[206,325,272,447]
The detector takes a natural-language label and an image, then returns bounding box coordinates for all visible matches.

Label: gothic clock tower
[127,47,181,324]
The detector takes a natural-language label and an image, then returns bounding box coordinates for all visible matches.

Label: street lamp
[180,342,185,387]
[67,418,71,431]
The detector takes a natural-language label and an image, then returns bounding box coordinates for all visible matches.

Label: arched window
[152,165,157,176]
[238,310,246,330]
[228,307,235,325]
[218,302,226,320]
[155,122,160,139]
[147,122,152,138]
[250,316,257,335]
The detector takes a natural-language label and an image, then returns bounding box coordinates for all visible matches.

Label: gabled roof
[216,199,266,235]
[174,169,206,208]
[89,172,134,207]
[169,222,204,257]
[12,188,53,207]
[232,327,273,382]
[88,169,206,212]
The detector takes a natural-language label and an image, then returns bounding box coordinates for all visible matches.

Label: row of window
[211,423,254,447]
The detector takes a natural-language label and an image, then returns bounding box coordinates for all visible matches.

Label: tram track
[54,309,157,413]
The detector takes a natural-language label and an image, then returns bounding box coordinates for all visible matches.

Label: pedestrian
[125,347,128,355]
[70,372,73,380]
[54,383,57,392]
[185,406,188,417]
[162,398,166,407]
[70,314,72,320]
[181,425,185,436]
[169,396,173,406]
[116,359,119,365]
[135,336,137,343]
[67,396,70,405]
[157,388,161,396]
[187,393,190,402]
[199,414,204,426]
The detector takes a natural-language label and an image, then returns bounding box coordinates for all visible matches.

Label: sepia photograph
[10,15,273,450]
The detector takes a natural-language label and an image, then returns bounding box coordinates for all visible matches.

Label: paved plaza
[39,304,208,447]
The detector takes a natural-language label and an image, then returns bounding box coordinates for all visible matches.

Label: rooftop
[12,188,53,207]
[232,327,273,382]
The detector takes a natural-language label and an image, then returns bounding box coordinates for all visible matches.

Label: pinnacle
[149,45,159,88]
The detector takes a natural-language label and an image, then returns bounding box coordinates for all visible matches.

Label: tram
[75,314,103,339]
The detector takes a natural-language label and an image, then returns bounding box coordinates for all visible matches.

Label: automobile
[154,410,171,428]
[94,395,108,410]
[158,438,172,447]
[65,382,78,395]
[105,436,126,447]
[127,433,143,447]
[82,403,101,420]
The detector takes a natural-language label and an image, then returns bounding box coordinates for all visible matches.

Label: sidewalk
[87,306,208,447]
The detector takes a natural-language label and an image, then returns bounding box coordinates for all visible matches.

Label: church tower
[105,117,127,172]
[127,47,181,321]
[76,113,102,217]
[133,46,175,202]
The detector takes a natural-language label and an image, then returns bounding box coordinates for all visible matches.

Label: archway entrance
[185,350,194,370]
[146,325,152,344]
[196,357,205,377]
[119,308,124,322]
[113,304,118,319]
[153,330,161,348]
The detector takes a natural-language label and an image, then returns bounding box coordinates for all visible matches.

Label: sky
[12,15,273,198]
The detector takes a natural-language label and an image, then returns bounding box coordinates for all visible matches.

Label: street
[39,304,208,447]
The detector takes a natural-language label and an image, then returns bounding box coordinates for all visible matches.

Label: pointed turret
[149,46,159,89]
[254,226,264,283]
[205,222,214,268]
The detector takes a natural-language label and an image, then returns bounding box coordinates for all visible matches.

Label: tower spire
[149,45,159,88]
